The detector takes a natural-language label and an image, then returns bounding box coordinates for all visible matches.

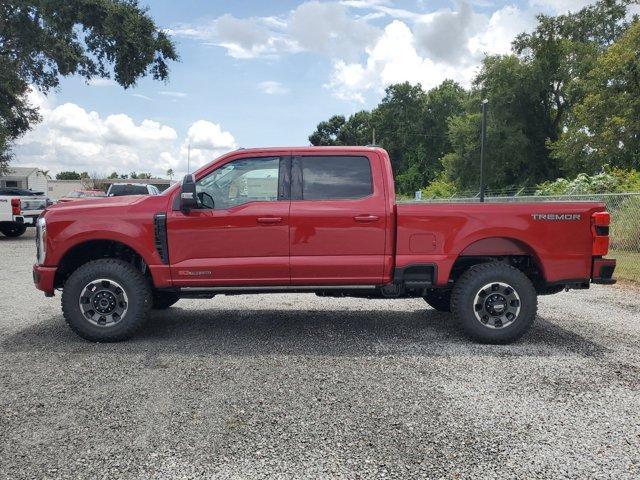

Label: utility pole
[372,128,376,145]
[187,143,191,174]
[479,99,488,203]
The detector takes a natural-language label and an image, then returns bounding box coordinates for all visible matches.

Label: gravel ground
[1,230,639,479]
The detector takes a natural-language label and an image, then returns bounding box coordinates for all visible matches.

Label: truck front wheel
[451,263,537,344]
[61,259,151,342]
[0,222,27,237]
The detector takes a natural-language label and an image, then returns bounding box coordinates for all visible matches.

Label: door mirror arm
[180,174,198,213]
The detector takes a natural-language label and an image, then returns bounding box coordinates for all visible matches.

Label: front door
[289,154,387,285]
[167,155,291,286]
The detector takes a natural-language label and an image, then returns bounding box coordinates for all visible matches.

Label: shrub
[420,179,458,199]
[535,167,640,195]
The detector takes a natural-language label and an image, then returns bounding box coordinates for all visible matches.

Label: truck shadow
[0,230,35,242]
[2,307,609,359]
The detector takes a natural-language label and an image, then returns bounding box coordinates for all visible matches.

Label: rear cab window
[293,155,373,200]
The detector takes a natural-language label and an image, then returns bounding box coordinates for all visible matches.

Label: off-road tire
[451,262,537,344]
[0,222,27,237]
[423,288,452,312]
[152,291,180,310]
[61,259,151,342]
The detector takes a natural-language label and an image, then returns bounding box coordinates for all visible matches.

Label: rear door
[289,153,387,285]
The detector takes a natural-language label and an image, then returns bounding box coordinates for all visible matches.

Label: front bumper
[592,258,616,285]
[33,264,57,296]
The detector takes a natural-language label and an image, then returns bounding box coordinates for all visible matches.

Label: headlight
[36,216,46,265]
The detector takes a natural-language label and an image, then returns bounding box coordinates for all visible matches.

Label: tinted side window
[299,156,372,200]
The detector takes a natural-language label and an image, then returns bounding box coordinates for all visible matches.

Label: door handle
[257,217,283,224]
[354,215,379,223]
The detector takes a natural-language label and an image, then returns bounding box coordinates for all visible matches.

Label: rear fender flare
[453,236,546,281]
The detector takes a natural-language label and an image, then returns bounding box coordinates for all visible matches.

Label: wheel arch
[54,238,156,289]
[449,236,548,286]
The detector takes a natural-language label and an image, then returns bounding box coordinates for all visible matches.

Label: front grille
[153,213,169,264]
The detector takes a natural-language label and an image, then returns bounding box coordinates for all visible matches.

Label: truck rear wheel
[451,263,537,344]
[61,259,151,342]
[423,288,451,312]
[0,222,27,237]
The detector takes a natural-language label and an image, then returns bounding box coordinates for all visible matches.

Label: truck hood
[49,195,153,211]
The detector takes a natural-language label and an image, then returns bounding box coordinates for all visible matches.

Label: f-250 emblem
[531,213,581,221]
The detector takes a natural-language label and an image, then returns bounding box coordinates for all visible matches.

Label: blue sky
[14,0,596,177]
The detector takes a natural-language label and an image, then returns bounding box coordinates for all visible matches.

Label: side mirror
[180,174,198,213]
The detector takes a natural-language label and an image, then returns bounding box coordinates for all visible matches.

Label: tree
[166,168,174,179]
[0,0,178,171]
[38,169,50,179]
[394,80,466,192]
[107,171,119,179]
[137,172,152,179]
[552,21,640,173]
[55,171,81,180]
[308,81,466,194]
[308,115,347,146]
[442,0,635,191]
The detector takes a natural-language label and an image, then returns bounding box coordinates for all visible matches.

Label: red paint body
[33,147,614,295]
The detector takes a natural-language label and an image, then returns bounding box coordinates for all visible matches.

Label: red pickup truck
[33,147,616,344]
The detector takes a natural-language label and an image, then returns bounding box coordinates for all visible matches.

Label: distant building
[1,167,175,199]
[47,177,175,200]
[0,167,48,193]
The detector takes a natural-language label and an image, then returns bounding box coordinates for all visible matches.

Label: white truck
[0,188,49,237]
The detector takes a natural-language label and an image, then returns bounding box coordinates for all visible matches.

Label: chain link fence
[402,192,640,283]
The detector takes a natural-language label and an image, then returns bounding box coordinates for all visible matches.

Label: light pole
[479,99,488,203]
[187,142,191,174]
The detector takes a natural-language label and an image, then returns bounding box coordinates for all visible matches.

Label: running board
[180,285,378,294]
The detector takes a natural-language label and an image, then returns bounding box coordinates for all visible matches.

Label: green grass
[610,249,640,284]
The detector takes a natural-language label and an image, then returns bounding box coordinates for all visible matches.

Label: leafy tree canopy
[309,0,638,195]
[552,21,640,173]
[0,0,178,173]
[55,170,81,180]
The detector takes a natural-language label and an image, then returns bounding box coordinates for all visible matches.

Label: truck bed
[395,201,606,285]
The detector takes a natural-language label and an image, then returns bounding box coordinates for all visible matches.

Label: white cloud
[289,1,380,59]
[159,91,188,98]
[258,81,289,95]
[469,5,538,57]
[86,78,116,87]
[180,120,237,170]
[326,20,480,103]
[127,93,153,101]
[529,0,597,13]
[169,1,378,60]
[325,2,540,102]
[12,93,236,177]
[168,1,544,103]
[413,2,481,64]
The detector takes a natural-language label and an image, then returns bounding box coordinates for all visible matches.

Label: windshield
[109,185,149,196]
